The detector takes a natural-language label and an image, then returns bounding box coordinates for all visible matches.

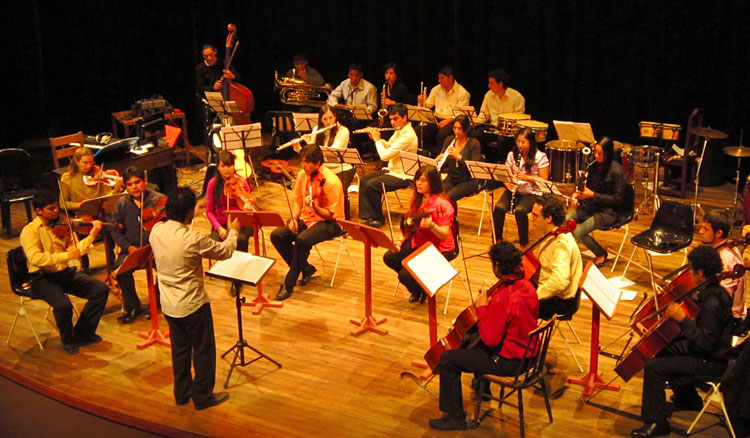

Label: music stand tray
[220,123,263,186]
[207,251,281,388]
[205,91,241,114]
[399,151,437,177]
[406,105,437,125]
[77,193,126,217]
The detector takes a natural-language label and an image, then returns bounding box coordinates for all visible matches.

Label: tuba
[274,71,332,107]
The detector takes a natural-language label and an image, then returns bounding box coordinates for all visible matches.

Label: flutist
[435,115,483,203]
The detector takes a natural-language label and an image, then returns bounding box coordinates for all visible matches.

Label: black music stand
[114,244,170,349]
[227,210,286,314]
[451,106,478,127]
[398,151,437,176]
[207,251,281,388]
[220,123,262,187]
[204,91,241,116]
[78,193,127,282]
[336,219,396,336]
[407,104,437,151]
[465,160,514,247]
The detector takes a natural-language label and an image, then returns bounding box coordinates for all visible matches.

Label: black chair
[6,247,46,350]
[606,183,636,272]
[623,200,694,299]
[267,111,299,149]
[552,288,584,373]
[0,148,35,238]
[470,317,557,438]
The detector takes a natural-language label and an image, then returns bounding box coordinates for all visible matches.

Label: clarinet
[510,150,522,212]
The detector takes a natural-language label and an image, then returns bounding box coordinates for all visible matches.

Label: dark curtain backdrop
[4,0,749,159]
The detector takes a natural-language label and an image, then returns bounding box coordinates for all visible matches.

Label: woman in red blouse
[383,165,455,303]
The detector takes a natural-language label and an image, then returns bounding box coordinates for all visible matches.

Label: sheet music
[553,120,595,144]
[403,243,458,297]
[207,251,275,286]
[579,262,621,320]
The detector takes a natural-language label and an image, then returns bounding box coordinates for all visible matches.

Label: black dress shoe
[117,307,144,324]
[300,265,316,286]
[365,219,383,228]
[595,254,609,269]
[419,291,428,304]
[630,422,670,438]
[428,413,467,431]
[62,342,79,355]
[408,292,420,303]
[276,284,293,301]
[76,333,103,347]
[194,392,229,411]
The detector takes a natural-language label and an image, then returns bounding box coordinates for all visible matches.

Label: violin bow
[56,179,80,255]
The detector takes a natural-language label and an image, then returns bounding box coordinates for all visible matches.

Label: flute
[277,124,336,151]
[352,127,397,134]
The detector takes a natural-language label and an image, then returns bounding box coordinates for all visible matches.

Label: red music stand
[337,219,396,336]
[567,262,621,398]
[227,210,286,314]
[114,244,170,349]
[401,242,459,380]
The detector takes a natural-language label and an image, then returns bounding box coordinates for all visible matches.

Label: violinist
[383,166,455,304]
[437,115,483,204]
[205,150,254,252]
[493,127,549,249]
[529,195,582,320]
[566,137,627,268]
[111,167,165,324]
[698,209,747,323]
[19,190,110,355]
[631,245,733,438]
[270,145,345,301]
[428,241,538,431]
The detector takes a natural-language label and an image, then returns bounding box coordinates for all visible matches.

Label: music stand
[321,146,365,202]
[291,113,319,132]
[465,160,515,246]
[407,105,437,151]
[525,176,575,199]
[553,120,596,144]
[401,242,458,380]
[114,245,170,349]
[204,91,241,115]
[346,105,371,121]
[336,219,396,336]
[207,251,281,388]
[451,106,477,126]
[398,151,437,176]
[227,210,286,314]
[78,193,127,283]
[220,122,262,187]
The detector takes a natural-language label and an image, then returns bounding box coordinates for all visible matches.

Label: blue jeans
[566,211,606,258]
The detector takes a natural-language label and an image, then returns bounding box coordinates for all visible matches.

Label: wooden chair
[49,131,84,169]
[470,317,556,438]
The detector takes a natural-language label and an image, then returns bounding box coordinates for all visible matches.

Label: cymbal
[689,126,729,139]
[722,146,750,158]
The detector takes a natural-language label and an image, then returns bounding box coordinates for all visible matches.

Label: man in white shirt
[358,104,418,227]
[473,69,526,163]
[417,66,470,156]
[150,187,239,411]
[328,63,378,157]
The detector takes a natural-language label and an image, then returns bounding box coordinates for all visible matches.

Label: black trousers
[164,302,216,405]
[641,353,726,425]
[358,171,412,222]
[113,251,160,313]
[383,239,455,299]
[210,225,253,252]
[443,179,482,204]
[30,268,109,344]
[493,192,537,246]
[438,344,525,417]
[270,220,342,290]
[538,296,578,320]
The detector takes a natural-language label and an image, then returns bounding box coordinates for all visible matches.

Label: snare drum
[629,145,661,168]
[516,120,549,143]
[639,121,661,138]
[546,139,585,184]
[614,141,635,183]
[661,123,681,141]
[496,113,531,137]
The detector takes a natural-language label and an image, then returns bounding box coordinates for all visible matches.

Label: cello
[614,264,745,381]
[521,219,577,281]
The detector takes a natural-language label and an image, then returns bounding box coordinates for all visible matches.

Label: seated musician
[285,53,325,86]
[59,146,124,271]
[417,66,471,157]
[150,187,238,410]
[380,62,412,108]
[529,194,583,320]
[358,103,418,228]
[19,190,110,354]
[111,167,166,324]
[698,209,746,325]
[473,69,526,163]
[493,127,549,249]
[435,115,483,204]
[383,166,455,304]
[428,241,539,431]
[566,137,627,268]
[205,150,254,252]
[328,63,377,157]
[270,145,345,301]
[630,245,734,438]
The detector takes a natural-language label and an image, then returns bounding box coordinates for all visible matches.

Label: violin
[141,196,168,232]
[400,207,441,239]
[615,264,746,381]
[82,165,123,187]
[261,159,295,181]
[49,214,118,237]
[423,273,523,372]
[630,235,750,335]
[223,177,256,211]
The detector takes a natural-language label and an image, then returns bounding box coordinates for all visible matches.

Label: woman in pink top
[205,151,253,251]
[383,166,456,303]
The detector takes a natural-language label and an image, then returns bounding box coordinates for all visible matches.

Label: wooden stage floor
[0,159,745,437]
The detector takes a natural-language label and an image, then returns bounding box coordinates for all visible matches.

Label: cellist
[428,241,538,431]
[111,167,166,324]
[630,245,733,438]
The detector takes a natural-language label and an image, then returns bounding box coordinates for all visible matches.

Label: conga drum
[516,120,549,143]
[661,123,682,141]
[639,121,661,139]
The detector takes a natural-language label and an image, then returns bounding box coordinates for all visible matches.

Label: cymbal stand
[691,135,710,223]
